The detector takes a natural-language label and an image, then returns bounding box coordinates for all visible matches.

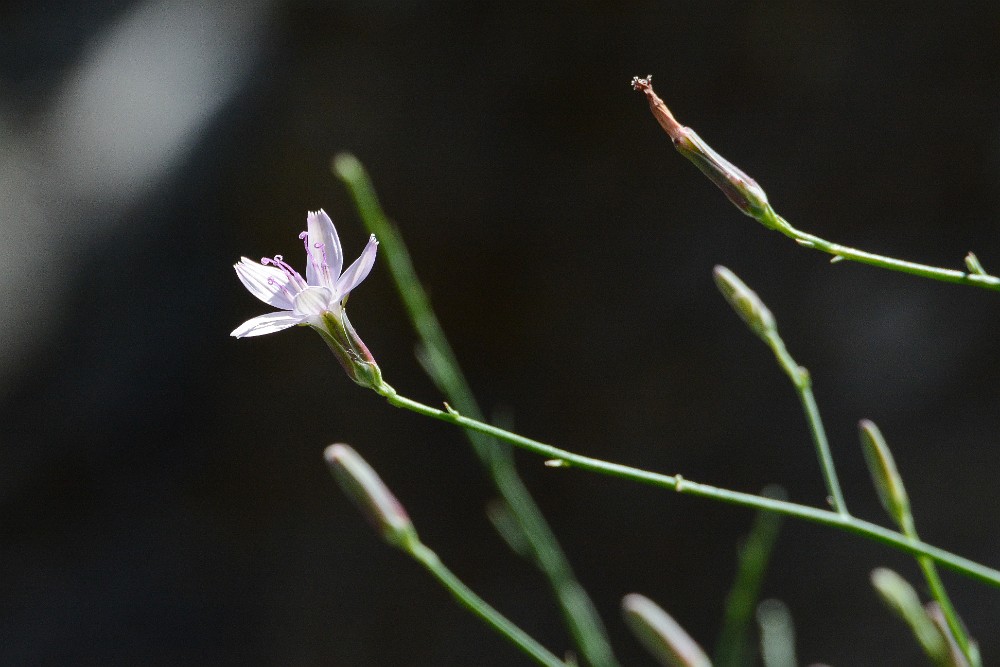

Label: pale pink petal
[234,258,295,310]
[230,312,304,338]
[305,209,343,287]
[336,235,378,298]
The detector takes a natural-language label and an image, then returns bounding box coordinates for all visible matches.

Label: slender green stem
[763,331,848,515]
[917,555,976,666]
[408,541,566,667]
[375,388,1000,590]
[900,514,978,666]
[714,488,784,667]
[634,80,1000,293]
[763,210,1000,292]
[334,153,618,667]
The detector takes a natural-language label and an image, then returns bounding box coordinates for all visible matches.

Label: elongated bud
[858,420,911,529]
[622,593,711,667]
[870,568,949,663]
[313,309,387,392]
[631,75,772,224]
[324,444,417,549]
[485,499,532,558]
[756,599,797,667]
[925,602,977,667]
[713,266,776,340]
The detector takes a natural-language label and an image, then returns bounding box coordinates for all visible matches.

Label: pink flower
[232,209,385,389]
[231,209,378,338]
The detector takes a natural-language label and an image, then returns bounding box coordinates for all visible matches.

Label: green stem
[634,80,1000,294]
[714,489,784,667]
[763,331,847,515]
[900,515,978,666]
[377,388,1000,590]
[763,211,1000,292]
[335,153,618,667]
[408,541,566,667]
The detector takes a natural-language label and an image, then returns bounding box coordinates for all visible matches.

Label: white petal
[230,312,304,338]
[305,209,343,287]
[336,234,378,298]
[292,285,334,319]
[234,258,295,310]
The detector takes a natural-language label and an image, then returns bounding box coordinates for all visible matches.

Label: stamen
[299,230,333,285]
[299,229,334,286]
[261,255,307,291]
[314,241,333,285]
[266,276,295,301]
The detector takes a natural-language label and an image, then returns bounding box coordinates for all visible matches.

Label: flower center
[293,285,336,320]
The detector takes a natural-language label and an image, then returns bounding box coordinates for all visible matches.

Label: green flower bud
[870,568,949,663]
[324,444,417,550]
[622,593,711,667]
[713,266,777,340]
[858,420,911,529]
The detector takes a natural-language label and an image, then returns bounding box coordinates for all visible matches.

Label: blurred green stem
[375,388,1000,590]
[335,154,618,667]
[714,488,784,667]
[900,513,979,665]
[408,541,566,667]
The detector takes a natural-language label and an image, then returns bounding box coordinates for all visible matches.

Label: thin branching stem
[335,153,619,667]
[632,76,1000,293]
[899,514,978,665]
[377,388,1000,590]
[714,489,784,667]
[766,212,1000,292]
[763,331,847,515]
[408,541,567,667]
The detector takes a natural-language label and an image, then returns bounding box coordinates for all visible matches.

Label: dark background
[2,1,999,665]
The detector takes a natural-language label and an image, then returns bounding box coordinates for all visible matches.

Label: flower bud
[756,599,797,667]
[925,602,978,667]
[324,444,417,549]
[632,75,772,223]
[870,568,949,662]
[485,499,531,557]
[858,420,911,529]
[713,266,777,340]
[622,593,711,667]
[673,127,771,219]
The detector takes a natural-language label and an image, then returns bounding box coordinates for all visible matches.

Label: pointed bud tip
[871,568,951,662]
[324,443,347,465]
[324,443,416,549]
[622,593,711,667]
[858,420,910,528]
[712,266,777,338]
